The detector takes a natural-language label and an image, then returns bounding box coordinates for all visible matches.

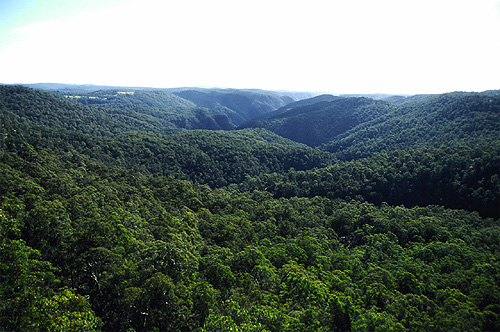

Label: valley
[0,84,499,331]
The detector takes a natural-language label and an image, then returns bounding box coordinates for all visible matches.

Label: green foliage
[241,91,500,164]
[1,85,499,331]
[64,89,197,109]
[0,85,168,136]
[1,117,335,188]
[242,141,500,218]
[0,211,102,331]
[174,88,294,125]
[321,92,500,160]
[242,97,395,146]
[0,85,236,134]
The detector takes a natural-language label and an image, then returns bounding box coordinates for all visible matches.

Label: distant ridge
[10,83,319,100]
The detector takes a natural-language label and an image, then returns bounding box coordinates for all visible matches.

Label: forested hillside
[172,89,296,125]
[1,85,499,331]
[0,85,233,134]
[322,92,500,160]
[24,84,306,128]
[241,142,500,219]
[0,85,164,136]
[241,91,500,162]
[241,97,395,146]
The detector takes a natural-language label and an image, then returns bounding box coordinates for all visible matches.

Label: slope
[0,85,235,133]
[240,96,396,146]
[173,88,296,125]
[241,141,500,219]
[61,89,197,109]
[1,125,499,331]
[71,128,334,187]
[1,104,335,188]
[321,92,500,160]
[1,85,499,332]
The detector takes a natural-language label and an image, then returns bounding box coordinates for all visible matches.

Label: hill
[172,88,296,125]
[0,83,499,331]
[0,85,235,133]
[19,84,309,127]
[240,97,396,146]
[261,94,341,116]
[62,89,197,109]
[1,124,499,331]
[240,91,500,161]
[76,129,335,187]
[241,141,500,219]
[0,96,334,188]
[322,92,500,160]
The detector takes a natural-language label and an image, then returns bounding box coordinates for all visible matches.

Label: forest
[0,84,499,331]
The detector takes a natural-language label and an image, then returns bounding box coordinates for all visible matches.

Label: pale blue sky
[1,0,499,94]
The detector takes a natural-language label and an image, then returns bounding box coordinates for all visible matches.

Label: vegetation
[241,141,500,219]
[0,85,239,134]
[1,85,499,331]
[173,89,295,125]
[322,92,500,160]
[241,97,395,147]
[241,91,500,163]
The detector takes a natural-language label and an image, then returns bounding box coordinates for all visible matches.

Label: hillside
[241,141,500,219]
[0,90,334,187]
[59,129,335,187]
[23,84,306,127]
[1,130,499,331]
[241,97,396,146]
[47,86,306,129]
[258,94,341,117]
[0,85,163,135]
[1,83,499,331]
[240,91,500,162]
[0,85,237,133]
[173,88,296,125]
[322,92,500,160]
[62,89,197,109]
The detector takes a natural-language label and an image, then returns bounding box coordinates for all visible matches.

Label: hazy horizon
[1,0,499,95]
[4,82,498,97]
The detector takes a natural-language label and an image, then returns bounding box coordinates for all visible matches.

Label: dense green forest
[1,85,499,331]
[240,97,396,147]
[242,91,500,160]
[171,89,295,125]
[240,142,500,219]
[321,92,500,160]
[49,86,306,128]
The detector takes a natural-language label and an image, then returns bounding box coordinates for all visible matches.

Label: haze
[1,0,499,94]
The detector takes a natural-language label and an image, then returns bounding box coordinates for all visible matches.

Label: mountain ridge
[1,82,499,332]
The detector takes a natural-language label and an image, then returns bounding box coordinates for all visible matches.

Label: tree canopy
[1,85,499,331]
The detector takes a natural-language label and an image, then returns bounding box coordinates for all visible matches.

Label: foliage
[241,141,500,218]
[1,144,499,331]
[0,85,236,134]
[173,88,294,125]
[321,92,500,160]
[0,85,499,331]
[240,91,500,164]
[60,89,237,131]
[241,97,395,147]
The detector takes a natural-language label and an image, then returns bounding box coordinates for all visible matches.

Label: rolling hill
[321,92,500,160]
[0,85,235,133]
[18,83,311,127]
[239,91,500,162]
[1,83,499,332]
[0,85,335,187]
[240,96,396,147]
[172,88,297,125]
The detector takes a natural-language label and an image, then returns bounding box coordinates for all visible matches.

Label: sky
[0,0,499,94]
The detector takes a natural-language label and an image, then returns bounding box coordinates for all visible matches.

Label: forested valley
[1,84,499,331]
